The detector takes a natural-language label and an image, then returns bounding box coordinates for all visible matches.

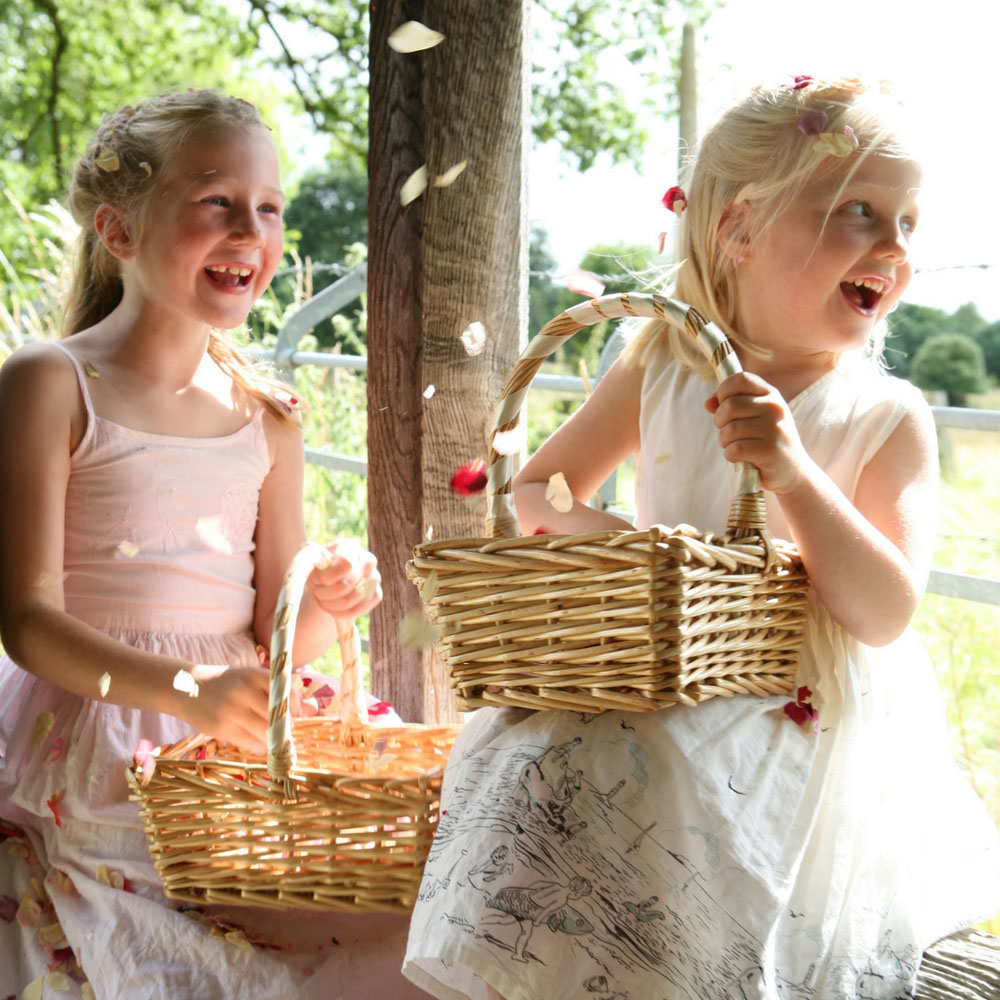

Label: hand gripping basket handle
[266,543,369,798]
[487,292,764,541]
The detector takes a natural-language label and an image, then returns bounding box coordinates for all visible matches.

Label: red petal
[368,701,395,716]
[783,701,810,726]
[450,459,489,496]
[796,685,812,704]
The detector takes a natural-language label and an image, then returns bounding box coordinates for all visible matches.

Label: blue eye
[203,196,228,207]
[842,202,871,218]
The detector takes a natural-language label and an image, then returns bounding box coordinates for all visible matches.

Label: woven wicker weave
[407,293,809,713]
[127,544,460,912]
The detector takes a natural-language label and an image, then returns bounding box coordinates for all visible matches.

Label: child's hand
[180,664,272,755]
[307,538,383,619]
[705,372,812,495]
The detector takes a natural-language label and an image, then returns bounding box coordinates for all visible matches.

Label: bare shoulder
[0,342,83,434]
[259,400,304,467]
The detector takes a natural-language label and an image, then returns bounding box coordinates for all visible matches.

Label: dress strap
[49,341,96,454]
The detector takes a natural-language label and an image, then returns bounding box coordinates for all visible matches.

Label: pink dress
[0,344,425,999]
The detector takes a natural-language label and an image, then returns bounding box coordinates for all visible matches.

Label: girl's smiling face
[123,122,285,332]
[730,153,921,379]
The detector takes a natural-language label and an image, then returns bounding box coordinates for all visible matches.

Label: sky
[529,0,1000,321]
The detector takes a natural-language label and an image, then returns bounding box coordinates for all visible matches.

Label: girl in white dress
[0,90,425,999]
[403,76,1000,999]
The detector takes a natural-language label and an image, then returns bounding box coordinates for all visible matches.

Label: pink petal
[450,459,488,496]
[564,267,605,299]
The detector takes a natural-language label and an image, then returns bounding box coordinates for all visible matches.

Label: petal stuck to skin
[545,472,574,513]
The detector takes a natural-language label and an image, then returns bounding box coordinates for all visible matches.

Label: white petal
[99,672,111,697]
[398,610,439,650]
[388,20,445,53]
[400,165,428,206]
[172,670,200,698]
[545,472,574,513]
[460,321,487,357]
[434,160,468,187]
[423,384,436,399]
[565,267,605,298]
[492,426,525,456]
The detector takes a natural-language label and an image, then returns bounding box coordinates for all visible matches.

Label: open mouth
[840,278,885,315]
[205,264,253,288]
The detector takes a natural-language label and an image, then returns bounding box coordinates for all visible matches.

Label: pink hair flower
[790,75,813,90]
[796,109,829,135]
[662,185,687,216]
[783,685,819,730]
[450,459,488,496]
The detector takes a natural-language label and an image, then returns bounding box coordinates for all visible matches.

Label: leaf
[433,160,467,187]
[387,20,445,53]
[545,472,574,513]
[400,165,428,206]
[460,321,487,356]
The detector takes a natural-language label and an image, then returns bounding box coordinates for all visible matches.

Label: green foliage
[532,0,714,169]
[974,320,1000,383]
[910,332,988,405]
[884,302,950,378]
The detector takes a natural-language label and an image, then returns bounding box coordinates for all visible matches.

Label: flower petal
[42,738,65,766]
[387,20,445,53]
[172,670,199,698]
[98,672,111,698]
[450,459,488,496]
[398,610,439,650]
[564,267,605,299]
[400,165,428,206]
[544,472,574,513]
[492,426,525,456]
[30,712,54,749]
[434,160,467,187]
[95,147,120,172]
[460,320,487,356]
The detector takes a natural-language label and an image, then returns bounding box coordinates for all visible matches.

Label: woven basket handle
[266,542,369,797]
[487,292,763,540]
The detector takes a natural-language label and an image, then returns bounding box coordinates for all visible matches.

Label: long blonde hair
[628,77,917,377]
[64,89,297,427]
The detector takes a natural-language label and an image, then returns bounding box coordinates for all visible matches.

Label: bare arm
[252,411,381,667]
[0,345,271,752]
[708,371,937,645]
[513,357,643,534]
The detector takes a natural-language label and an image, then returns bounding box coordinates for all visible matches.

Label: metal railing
[257,268,1000,608]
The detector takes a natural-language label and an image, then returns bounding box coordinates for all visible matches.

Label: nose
[230,205,264,247]
[873,219,910,264]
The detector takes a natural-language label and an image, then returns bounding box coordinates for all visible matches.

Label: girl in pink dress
[0,90,423,998]
[404,76,1000,999]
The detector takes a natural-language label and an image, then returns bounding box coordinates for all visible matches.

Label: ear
[717,201,752,264]
[94,203,135,260]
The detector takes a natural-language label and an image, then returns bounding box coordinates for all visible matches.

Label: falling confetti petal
[139,161,152,177]
[434,160,468,187]
[98,672,111,698]
[31,712,54,748]
[387,20,445,53]
[172,670,200,698]
[116,539,139,557]
[133,738,157,785]
[565,267,605,298]
[545,472,574,513]
[400,165,428,206]
[423,384,436,399]
[450,459,488,495]
[425,524,434,541]
[492,426,525,456]
[460,321,487,356]
[398,610,439,650]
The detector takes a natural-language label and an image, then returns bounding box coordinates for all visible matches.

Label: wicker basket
[407,293,810,714]
[127,544,460,912]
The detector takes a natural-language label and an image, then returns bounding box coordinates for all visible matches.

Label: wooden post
[368,0,528,723]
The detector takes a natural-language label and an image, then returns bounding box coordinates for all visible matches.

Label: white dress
[403,344,1000,1000]
[0,345,426,1000]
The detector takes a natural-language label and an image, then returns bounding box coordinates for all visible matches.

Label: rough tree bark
[368,0,529,723]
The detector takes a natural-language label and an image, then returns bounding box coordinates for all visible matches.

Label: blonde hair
[627,77,917,377]
[64,89,297,427]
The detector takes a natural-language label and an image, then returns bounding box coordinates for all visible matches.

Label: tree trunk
[368,0,528,723]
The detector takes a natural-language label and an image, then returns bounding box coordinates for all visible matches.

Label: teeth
[207,265,252,276]
[853,278,884,292]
